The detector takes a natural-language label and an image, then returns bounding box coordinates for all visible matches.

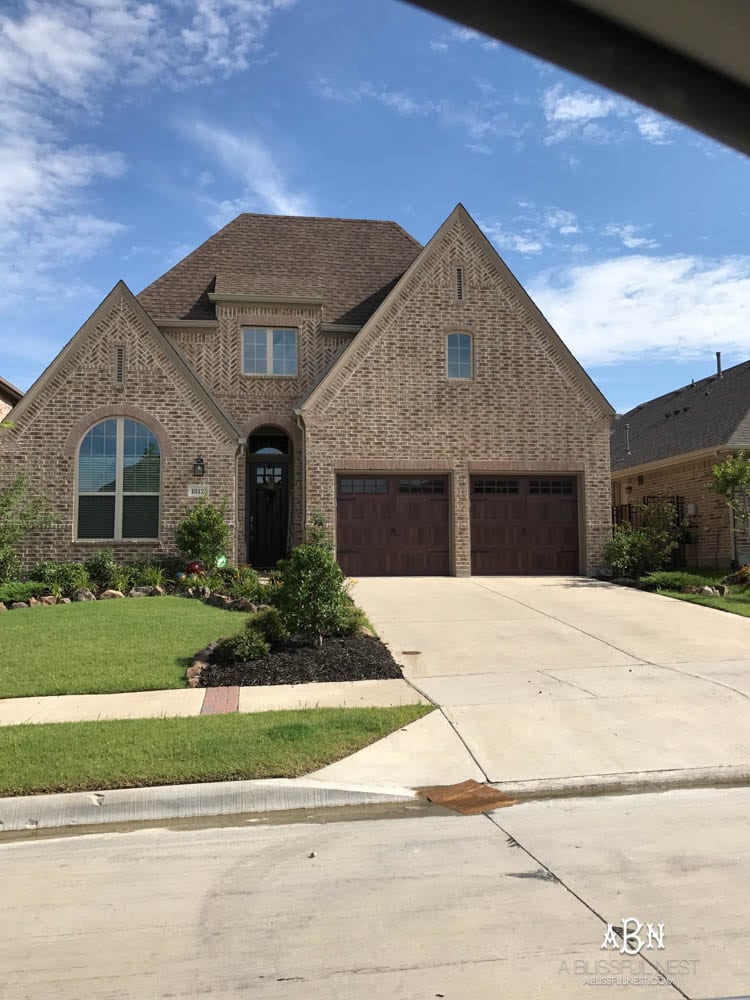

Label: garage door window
[398,479,446,494]
[340,478,388,494]
[473,479,519,494]
[528,479,574,494]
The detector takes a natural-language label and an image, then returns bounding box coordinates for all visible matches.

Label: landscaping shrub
[276,544,350,645]
[605,497,682,578]
[304,511,333,551]
[247,606,288,643]
[725,564,750,585]
[0,580,48,604]
[30,560,82,595]
[132,564,166,589]
[84,549,119,590]
[175,498,232,568]
[212,626,270,665]
[227,567,260,600]
[640,570,713,591]
[69,564,93,593]
[110,565,133,593]
[333,597,371,637]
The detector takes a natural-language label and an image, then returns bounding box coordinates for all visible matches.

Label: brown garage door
[470,476,579,575]
[336,475,450,576]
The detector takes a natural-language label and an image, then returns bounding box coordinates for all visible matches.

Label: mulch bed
[198,635,404,687]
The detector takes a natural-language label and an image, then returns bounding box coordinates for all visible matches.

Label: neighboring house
[611,357,750,567]
[0,376,22,422]
[0,204,613,576]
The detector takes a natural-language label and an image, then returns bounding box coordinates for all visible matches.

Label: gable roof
[137,213,422,326]
[611,358,750,472]
[7,281,241,443]
[0,376,22,406]
[300,203,613,417]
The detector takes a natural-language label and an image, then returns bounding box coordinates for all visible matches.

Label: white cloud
[530,255,750,365]
[431,25,499,52]
[481,205,581,256]
[0,0,294,309]
[603,223,659,250]
[186,121,314,219]
[541,83,675,146]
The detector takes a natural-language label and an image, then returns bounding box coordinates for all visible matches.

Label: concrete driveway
[315,577,750,788]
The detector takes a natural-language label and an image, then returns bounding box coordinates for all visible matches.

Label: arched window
[447,332,472,379]
[77,418,160,539]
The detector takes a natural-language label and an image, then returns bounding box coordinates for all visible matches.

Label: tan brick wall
[303,214,612,575]
[612,454,733,567]
[0,397,13,422]
[0,292,239,570]
[165,306,349,554]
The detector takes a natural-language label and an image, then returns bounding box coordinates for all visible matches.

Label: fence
[611,495,687,569]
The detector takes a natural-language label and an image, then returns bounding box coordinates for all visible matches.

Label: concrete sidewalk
[313,576,750,790]
[0,678,428,726]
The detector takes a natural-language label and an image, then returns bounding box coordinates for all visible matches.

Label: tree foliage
[708,451,750,524]
[604,496,682,578]
[174,498,232,567]
[0,473,56,582]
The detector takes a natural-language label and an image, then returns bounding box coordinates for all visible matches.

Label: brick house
[0,376,22,423]
[611,357,750,568]
[0,204,613,576]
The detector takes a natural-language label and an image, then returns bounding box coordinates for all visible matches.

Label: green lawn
[0,705,433,796]
[0,597,242,698]
[663,589,750,617]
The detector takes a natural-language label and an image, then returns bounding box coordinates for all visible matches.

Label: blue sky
[2,0,749,413]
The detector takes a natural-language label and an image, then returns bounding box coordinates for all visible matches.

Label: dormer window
[242,327,298,376]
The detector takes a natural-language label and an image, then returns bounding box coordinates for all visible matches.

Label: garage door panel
[337,475,450,576]
[471,477,579,575]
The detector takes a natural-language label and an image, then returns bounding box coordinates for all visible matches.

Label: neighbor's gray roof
[137,213,422,325]
[0,375,22,404]
[611,359,750,472]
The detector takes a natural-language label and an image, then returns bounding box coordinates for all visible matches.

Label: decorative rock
[150,585,165,597]
[208,593,233,609]
[185,587,196,598]
[127,586,151,598]
[700,586,716,596]
[39,595,57,606]
[198,585,211,599]
[58,597,71,604]
[231,597,257,613]
[716,584,730,597]
[11,602,29,609]
[100,589,125,600]
[28,597,40,606]
[0,602,7,611]
[72,588,96,602]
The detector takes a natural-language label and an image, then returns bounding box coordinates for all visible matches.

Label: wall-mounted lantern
[193,456,206,478]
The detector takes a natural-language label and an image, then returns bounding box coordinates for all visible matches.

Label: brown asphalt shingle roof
[137,213,423,325]
[611,358,750,472]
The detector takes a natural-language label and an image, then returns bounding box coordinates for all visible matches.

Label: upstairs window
[447,332,472,380]
[242,327,298,376]
[77,418,160,539]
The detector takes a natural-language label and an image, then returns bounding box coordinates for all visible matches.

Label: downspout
[294,409,307,542]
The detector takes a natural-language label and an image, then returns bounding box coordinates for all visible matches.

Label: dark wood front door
[248,460,289,568]
[470,476,579,575]
[336,475,450,576]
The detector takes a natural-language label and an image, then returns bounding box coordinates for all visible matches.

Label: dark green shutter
[78,496,116,539]
[122,496,159,538]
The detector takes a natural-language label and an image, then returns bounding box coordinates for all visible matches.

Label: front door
[248,460,289,567]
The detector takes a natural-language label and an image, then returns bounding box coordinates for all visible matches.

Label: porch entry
[247,427,290,568]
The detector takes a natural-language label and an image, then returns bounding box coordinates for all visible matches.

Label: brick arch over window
[63,405,173,458]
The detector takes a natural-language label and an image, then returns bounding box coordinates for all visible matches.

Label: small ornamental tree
[174,497,232,568]
[708,451,750,525]
[276,543,350,646]
[604,496,682,578]
[0,421,57,581]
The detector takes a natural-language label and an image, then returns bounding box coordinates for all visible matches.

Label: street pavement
[3,785,748,998]
[314,576,750,790]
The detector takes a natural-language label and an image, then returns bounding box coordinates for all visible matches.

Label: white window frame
[241,326,298,377]
[446,332,473,381]
[76,417,161,541]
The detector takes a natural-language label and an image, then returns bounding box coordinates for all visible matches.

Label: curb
[0,778,419,833]
[491,764,750,802]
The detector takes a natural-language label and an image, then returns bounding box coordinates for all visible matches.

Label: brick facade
[612,453,737,568]
[0,290,239,568]
[302,211,612,575]
[1,206,613,576]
